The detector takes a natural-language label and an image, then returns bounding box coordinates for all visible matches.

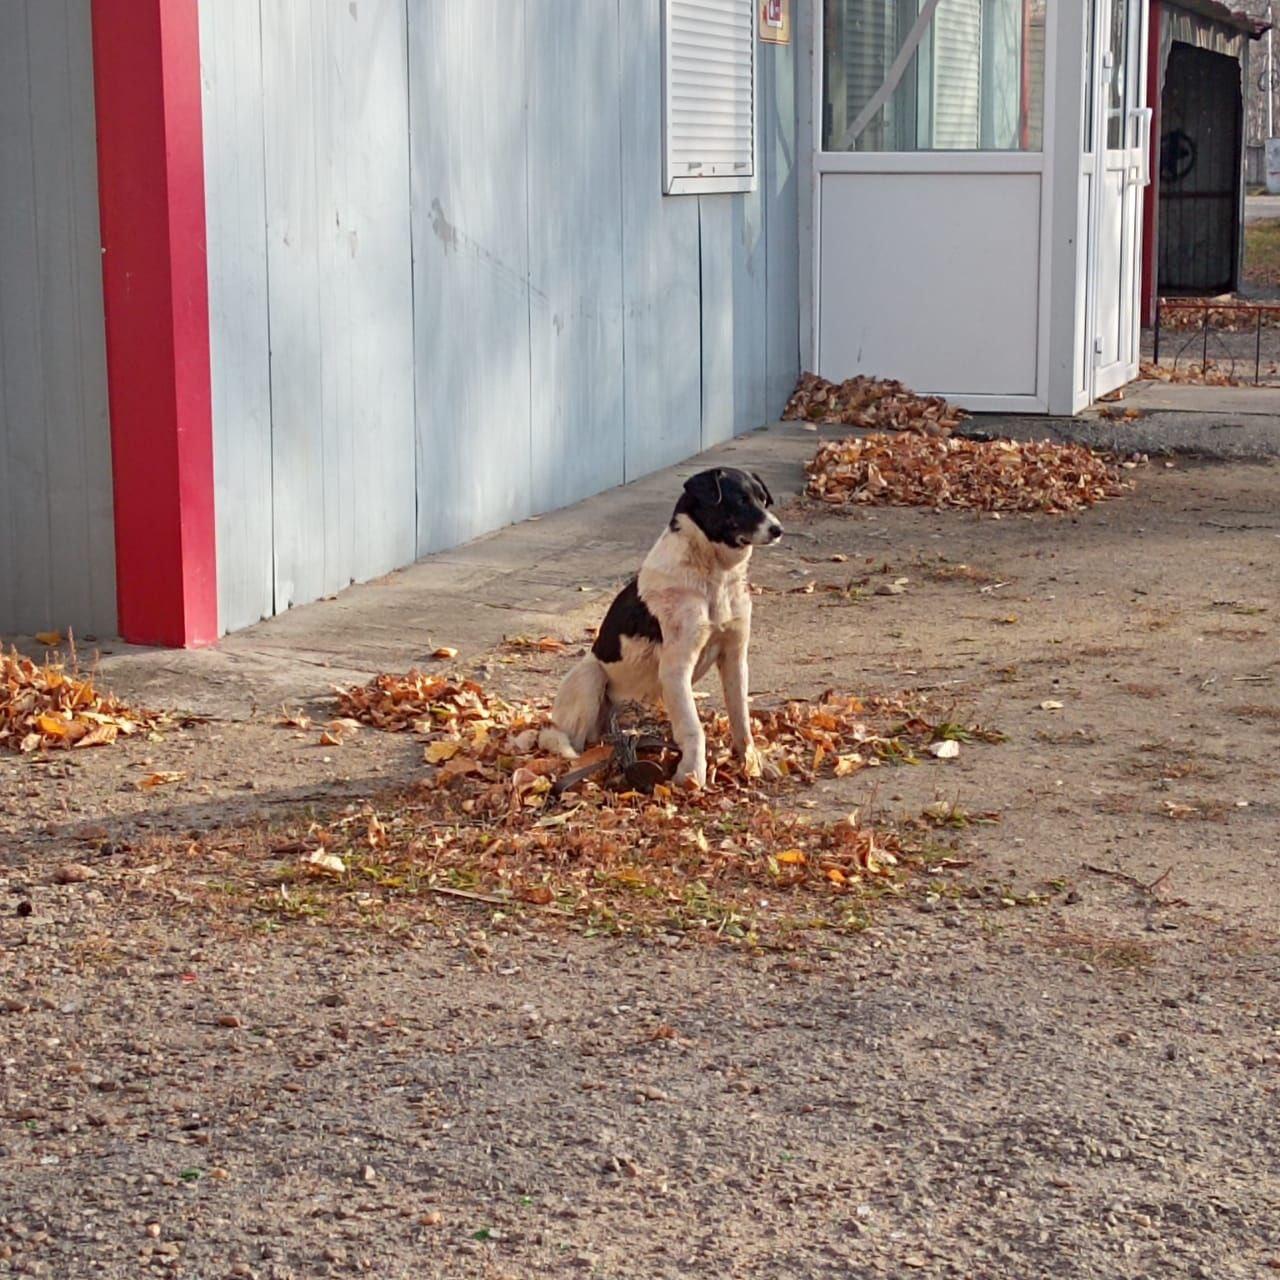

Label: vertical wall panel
[0,0,114,638]
[409,0,533,555]
[763,21,802,413]
[698,184,768,447]
[259,0,323,611]
[0,4,53,633]
[618,0,703,482]
[526,0,626,513]
[259,0,414,611]
[199,0,274,632]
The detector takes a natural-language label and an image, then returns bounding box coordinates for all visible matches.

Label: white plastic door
[812,0,1052,411]
[1088,0,1150,400]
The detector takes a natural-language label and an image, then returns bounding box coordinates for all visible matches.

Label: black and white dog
[540,467,782,786]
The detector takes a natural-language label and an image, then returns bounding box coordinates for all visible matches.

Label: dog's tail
[538,654,609,758]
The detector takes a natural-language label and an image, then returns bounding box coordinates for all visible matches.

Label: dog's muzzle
[752,513,784,545]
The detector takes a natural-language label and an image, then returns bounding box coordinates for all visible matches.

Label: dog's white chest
[705,578,737,630]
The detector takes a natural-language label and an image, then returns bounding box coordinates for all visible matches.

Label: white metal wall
[0,0,116,638]
[201,0,802,634]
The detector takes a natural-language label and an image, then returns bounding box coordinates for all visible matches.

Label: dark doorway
[1158,43,1243,295]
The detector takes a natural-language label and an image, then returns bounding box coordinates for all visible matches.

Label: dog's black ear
[751,472,774,508]
[683,469,724,506]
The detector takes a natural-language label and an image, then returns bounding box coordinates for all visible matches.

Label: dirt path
[3,458,1279,1278]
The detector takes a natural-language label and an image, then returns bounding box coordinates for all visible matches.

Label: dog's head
[673,468,783,549]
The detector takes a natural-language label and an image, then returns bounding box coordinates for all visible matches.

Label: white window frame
[662,0,758,195]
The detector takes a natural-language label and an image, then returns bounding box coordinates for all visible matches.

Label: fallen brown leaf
[137,771,185,790]
[54,863,97,885]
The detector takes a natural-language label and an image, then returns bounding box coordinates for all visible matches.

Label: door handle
[1131,107,1153,186]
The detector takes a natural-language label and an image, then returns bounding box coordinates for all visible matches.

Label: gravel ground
[3,457,1279,1279]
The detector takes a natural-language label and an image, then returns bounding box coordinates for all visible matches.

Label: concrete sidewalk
[85,421,830,716]
[960,380,1280,461]
[960,407,1280,460]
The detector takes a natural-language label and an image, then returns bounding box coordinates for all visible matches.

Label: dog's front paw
[673,759,707,790]
[740,742,763,779]
[537,726,580,759]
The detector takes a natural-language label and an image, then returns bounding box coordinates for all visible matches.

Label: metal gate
[1158,42,1243,294]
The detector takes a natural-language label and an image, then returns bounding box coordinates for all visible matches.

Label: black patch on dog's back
[592,578,662,664]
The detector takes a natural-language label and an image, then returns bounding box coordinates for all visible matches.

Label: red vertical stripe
[91,0,218,647]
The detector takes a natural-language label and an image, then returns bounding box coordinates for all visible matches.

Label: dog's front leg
[717,624,758,775]
[659,643,706,787]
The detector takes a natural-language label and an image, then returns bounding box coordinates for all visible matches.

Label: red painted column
[91,0,218,647]
[1140,0,1162,329]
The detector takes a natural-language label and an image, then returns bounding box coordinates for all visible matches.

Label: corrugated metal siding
[201,0,801,633]
[0,0,116,639]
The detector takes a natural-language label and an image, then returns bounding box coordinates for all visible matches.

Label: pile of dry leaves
[785,372,1128,514]
[806,433,1130,514]
[783,372,966,434]
[184,671,999,941]
[1139,359,1240,387]
[335,670,521,737]
[1,647,159,754]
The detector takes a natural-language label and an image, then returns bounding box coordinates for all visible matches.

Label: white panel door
[813,0,1051,411]
[1087,0,1149,400]
[819,170,1041,396]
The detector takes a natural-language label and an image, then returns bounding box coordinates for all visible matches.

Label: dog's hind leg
[538,655,610,757]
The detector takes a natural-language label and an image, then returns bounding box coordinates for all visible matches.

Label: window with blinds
[663,0,757,194]
[821,0,1045,153]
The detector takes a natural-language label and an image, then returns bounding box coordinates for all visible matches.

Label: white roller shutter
[663,0,756,194]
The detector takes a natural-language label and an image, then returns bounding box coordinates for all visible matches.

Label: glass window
[1083,0,1096,152]
[822,0,1045,152]
[1104,0,1129,149]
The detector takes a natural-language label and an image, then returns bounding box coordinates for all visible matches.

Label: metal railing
[1151,298,1280,385]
